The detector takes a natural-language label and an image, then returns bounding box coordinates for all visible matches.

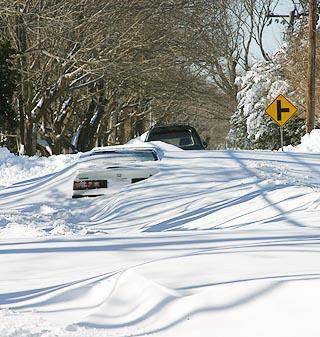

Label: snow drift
[1,142,320,336]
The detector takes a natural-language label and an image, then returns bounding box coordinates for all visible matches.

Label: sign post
[280,127,284,151]
[265,94,298,151]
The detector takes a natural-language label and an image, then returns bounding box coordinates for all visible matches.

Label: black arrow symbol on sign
[276,100,290,121]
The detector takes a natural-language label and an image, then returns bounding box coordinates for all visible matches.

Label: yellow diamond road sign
[265,94,297,127]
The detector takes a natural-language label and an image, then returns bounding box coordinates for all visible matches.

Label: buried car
[72,147,159,198]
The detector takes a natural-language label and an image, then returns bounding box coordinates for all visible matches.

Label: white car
[72,147,159,198]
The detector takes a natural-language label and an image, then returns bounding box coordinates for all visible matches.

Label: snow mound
[0,223,46,239]
[0,203,88,237]
[0,147,79,189]
[284,129,320,153]
[76,269,179,331]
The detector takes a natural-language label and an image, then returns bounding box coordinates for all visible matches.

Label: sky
[254,0,303,58]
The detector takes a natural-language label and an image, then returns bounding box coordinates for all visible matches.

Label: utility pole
[268,2,318,133]
[306,0,317,133]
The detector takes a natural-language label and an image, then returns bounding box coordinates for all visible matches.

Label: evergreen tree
[227,58,305,150]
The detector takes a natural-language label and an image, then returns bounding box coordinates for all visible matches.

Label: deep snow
[1,136,320,336]
[0,147,78,189]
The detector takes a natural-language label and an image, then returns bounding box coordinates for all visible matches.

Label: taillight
[73,180,107,190]
[132,177,147,183]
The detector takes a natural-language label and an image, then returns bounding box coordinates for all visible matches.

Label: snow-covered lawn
[1,139,320,336]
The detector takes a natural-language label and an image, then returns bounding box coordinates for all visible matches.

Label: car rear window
[148,130,195,147]
[88,150,158,162]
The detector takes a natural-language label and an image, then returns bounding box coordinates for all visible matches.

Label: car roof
[149,124,195,131]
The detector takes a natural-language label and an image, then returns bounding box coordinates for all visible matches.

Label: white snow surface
[0,147,79,189]
[1,142,320,336]
[127,131,148,144]
[284,129,320,153]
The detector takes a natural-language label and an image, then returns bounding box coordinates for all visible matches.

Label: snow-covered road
[1,144,320,336]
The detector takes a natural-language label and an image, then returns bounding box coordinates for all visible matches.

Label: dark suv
[145,124,207,150]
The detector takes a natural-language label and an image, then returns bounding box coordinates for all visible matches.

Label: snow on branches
[227,56,304,150]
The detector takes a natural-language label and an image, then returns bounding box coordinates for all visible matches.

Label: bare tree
[0,0,282,154]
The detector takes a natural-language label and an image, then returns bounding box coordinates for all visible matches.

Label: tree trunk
[25,119,37,156]
[16,4,29,154]
[75,80,107,152]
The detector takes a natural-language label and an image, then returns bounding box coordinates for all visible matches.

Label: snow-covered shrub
[227,58,304,150]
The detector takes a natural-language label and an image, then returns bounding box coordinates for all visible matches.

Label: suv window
[147,130,195,147]
[146,125,205,150]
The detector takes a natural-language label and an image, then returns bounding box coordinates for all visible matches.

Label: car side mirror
[202,141,208,148]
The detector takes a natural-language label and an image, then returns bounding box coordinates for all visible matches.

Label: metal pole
[280,127,284,151]
[306,0,317,133]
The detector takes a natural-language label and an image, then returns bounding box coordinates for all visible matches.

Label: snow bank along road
[1,144,320,337]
